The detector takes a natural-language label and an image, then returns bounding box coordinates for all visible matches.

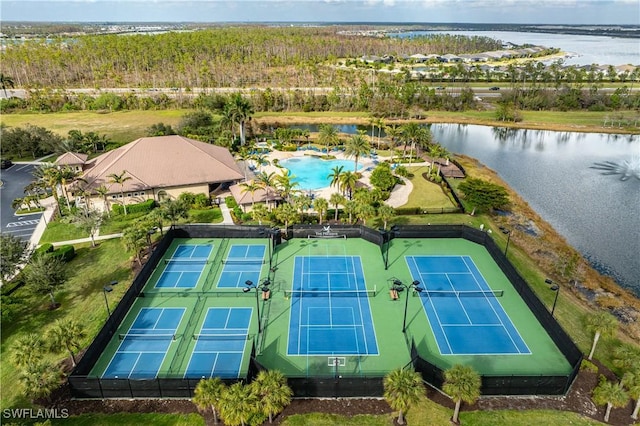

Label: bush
[34,243,54,257]
[580,359,599,373]
[225,196,238,209]
[51,245,76,262]
[112,199,156,215]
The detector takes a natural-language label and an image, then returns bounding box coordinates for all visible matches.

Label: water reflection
[591,157,640,181]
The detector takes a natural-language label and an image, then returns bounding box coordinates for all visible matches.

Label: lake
[387,30,640,66]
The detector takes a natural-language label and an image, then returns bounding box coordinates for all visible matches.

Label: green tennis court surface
[90,237,572,380]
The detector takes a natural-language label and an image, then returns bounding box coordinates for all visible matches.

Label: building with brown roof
[54,152,89,172]
[68,135,243,211]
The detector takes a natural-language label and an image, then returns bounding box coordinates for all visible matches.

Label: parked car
[489,86,500,91]
[0,159,13,169]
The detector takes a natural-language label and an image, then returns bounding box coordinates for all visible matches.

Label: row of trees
[0,28,501,88]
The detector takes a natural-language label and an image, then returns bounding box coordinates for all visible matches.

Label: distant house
[67,135,243,211]
[441,54,462,63]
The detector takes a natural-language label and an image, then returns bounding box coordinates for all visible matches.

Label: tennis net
[416,290,504,298]
[119,333,176,341]
[193,333,250,341]
[164,258,211,265]
[141,290,252,298]
[221,258,265,265]
[284,288,376,298]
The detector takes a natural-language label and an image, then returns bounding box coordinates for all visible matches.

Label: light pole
[243,279,270,333]
[392,279,422,333]
[546,278,560,317]
[502,228,511,256]
[260,228,279,275]
[102,280,118,318]
[379,228,389,270]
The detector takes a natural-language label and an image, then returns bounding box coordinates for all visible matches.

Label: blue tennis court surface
[287,256,378,356]
[406,256,530,355]
[217,244,266,288]
[103,308,184,378]
[155,244,213,288]
[185,308,251,378]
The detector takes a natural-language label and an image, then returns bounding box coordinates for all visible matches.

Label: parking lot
[0,163,43,242]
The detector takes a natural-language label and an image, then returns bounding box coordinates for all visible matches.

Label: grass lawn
[51,413,204,426]
[400,166,457,210]
[0,110,188,144]
[40,219,89,243]
[183,207,223,224]
[0,239,133,409]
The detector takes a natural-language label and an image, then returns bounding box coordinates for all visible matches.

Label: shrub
[225,196,238,209]
[193,193,210,208]
[51,245,75,262]
[580,359,599,373]
[34,243,54,257]
[112,199,156,215]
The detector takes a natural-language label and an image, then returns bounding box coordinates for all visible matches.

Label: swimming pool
[279,156,357,190]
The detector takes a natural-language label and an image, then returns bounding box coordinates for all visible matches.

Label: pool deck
[256,149,428,208]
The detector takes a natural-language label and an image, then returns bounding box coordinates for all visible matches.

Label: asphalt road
[0,163,42,242]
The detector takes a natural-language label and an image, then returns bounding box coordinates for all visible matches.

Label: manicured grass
[40,219,89,243]
[0,239,133,409]
[460,409,604,426]
[183,208,223,224]
[99,211,149,235]
[51,413,204,426]
[401,166,457,209]
[282,413,393,426]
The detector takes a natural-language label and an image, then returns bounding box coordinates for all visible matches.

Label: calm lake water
[388,30,640,66]
[286,123,640,297]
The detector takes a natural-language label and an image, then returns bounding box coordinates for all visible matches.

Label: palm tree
[274,203,299,233]
[122,222,149,265]
[377,204,396,230]
[107,171,132,215]
[613,344,640,372]
[383,368,425,425]
[400,122,430,165]
[34,164,63,216]
[46,319,86,367]
[384,123,402,153]
[592,376,629,423]
[225,93,254,146]
[10,333,45,369]
[219,381,258,426]
[251,203,269,225]
[327,165,344,192]
[193,377,226,424]
[355,203,376,226]
[585,311,618,360]
[18,361,62,403]
[329,192,345,222]
[240,180,260,209]
[622,369,640,420]
[443,364,482,424]
[339,171,358,200]
[159,198,189,227]
[313,197,329,225]
[318,123,339,154]
[343,200,358,225]
[256,171,277,211]
[251,370,293,423]
[0,73,15,98]
[59,166,83,210]
[274,170,299,203]
[95,184,111,218]
[344,132,370,172]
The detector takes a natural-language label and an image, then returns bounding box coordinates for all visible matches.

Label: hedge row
[112,199,156,215]
[35,243,76,262]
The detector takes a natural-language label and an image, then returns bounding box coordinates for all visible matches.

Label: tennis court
[103,308,184,378]
[287,256,379,356]
[406,255,530,355]
[185,307,251,378]
[217,244,266,288]
[155,244,213,288]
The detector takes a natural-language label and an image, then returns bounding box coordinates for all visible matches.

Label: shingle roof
[55,152,88,166]
[79,136,243,194]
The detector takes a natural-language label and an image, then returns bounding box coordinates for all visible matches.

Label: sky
[1,0,639,25]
